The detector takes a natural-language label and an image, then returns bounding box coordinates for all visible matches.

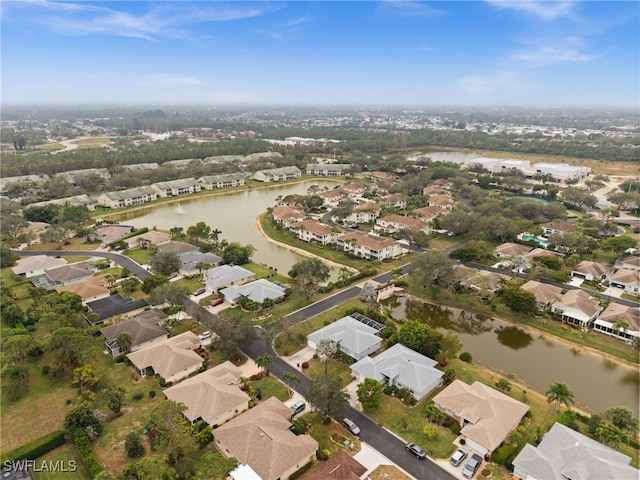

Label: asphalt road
[243,327,456,480]
[284,286,363,320]
[11,249,152,280]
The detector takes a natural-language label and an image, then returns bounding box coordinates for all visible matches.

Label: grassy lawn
[62,256,92,263]
[33,443,91,480]
[306,412,360,455]
[24,237,99,252]
[305,358,354,388]
[71,138,111,147]
[123,249,152,265]
[253,376,290,402]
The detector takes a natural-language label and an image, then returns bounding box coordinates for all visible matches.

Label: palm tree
[612,318,629,339]
[282,371,300,397]
[209,228,222,250]
[546,381,574,412]
[255,355,273,376]
[195,262,212,280]
[316,339,338,376]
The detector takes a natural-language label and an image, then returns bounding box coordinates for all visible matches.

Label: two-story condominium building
[382,193,408,209]
[427,193,456,210]
[252,166,301,182]
[341,183,367,198]
[55,168,111,185]
[319,189,344,207]
[336,231,404,260]
[245,151,283,162]
[28,194,97,211]
[345,201,381,224]
[289,220,338,245]
[375,215,431,234]
[97,186,158,208]
[306,163,351,176]
[413,206,445,222]
[272,206,305,228]
[163,158,203,169]
[203,154,246,165]
[151,178,201,197]
[122,162,160,172]
[0,174,50,196]
[199,173,246,190]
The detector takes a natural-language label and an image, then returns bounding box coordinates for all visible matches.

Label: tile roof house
[85,294,150,325]
[252,166,301,182]
[608,268,640,295]
[593,304,640,342]
[305,450,367,480]
[345,201,381,224]
[543,222,577,236]
[289,219,339,246]
[90,225,134,245]
[552,289,602,327]
[178,251,223,277]
[220,279,287,305]
[157,241,199,255]
[306,163,351,176]
[124,230,172,249]
[571,261,612,282]
[100,309,168,358]
[521,280,564,310]
[351,343,443,401]
[34,260,96,289]
[214,396,318,480]
[272,206,306,227]
[494,243,533,259]
[307,315,383,361]
[205,265,255,293]
[126,331,204,383]
[57,275,110,302]
[512,422,638,480]
[375,215,432,234]
[163,361,250,427]
[427,193,456,210]
[614,252,640,271]
[336,231,404,261]
[432,380,529,456]
[382,193,408,209]
[453,266,510,294]
[11,255,67,278]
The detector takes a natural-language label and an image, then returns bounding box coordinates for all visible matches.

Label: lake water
[386,296,639,416]
[119,180,341,277]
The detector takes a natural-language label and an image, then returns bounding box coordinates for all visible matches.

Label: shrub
[132,392,144,401]
[68,427,104,476]
[149,390,156,398]
[491,443,515,465]
[557,410,577,428]
[423,424,438,438]
[124,432,145,458]
[301,362,309,369]
[41,365,50,376]
[383,385,398,396]
[0,430,65,463]
[459,351,473,363]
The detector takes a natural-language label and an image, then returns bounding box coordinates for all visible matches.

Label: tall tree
[306,376,349,422]
[282,371,300,397]
[47,327,91,379]
[288,257,330,300]
[149,251,181,276]
[316,339,338,376]
[410,250,454,288]
[255,355,273,376]
[546,381,575,412]
[356,378,383,409]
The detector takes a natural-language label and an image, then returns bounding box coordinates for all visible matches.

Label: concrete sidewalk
[355,443,417,480]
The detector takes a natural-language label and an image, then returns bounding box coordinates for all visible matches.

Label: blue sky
[2,1,638,106]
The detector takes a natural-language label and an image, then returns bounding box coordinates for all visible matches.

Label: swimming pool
[521,234,550,247]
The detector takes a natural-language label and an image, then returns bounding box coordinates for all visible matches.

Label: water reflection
[399,297,493,335]
[495,325,533,350]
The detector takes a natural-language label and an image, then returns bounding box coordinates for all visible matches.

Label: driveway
[355,443,417,480]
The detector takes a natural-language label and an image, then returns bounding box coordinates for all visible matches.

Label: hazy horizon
[2,1,638,107]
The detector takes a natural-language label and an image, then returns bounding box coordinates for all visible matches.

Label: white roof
[205,265,254,290]
[307,316,381,357]
[221,279,286,303]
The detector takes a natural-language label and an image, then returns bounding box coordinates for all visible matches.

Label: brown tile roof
[57,275,110,300]
[557,290,601,317]
[521,280,563,305]
[353,201,380,212]
[126,332,203,380]
[272,206,305,220]
[524,248,564,259]
[413,206,442,219]
[609,268,640,284]
[379,215,429,230]
[573,260,611,278]
[215,397,318,480]
[158,241,199,255]
[291,219,333,236]
[544,222,577,232]
[598,304,640,330]
[495,243,532,257]
[338,231,396,250]
[305,450,367,480]
[46,260,95,283]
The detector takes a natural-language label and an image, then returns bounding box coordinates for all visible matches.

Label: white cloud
[485,0,576,21]
[377,1,447,17]
[512,45,601,64]
[134,74,205,87]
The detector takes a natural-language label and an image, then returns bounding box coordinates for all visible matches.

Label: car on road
[462,453,483,478]
[290,401,306,416]
[193,287,206,296]
[405,442,426,459]
[198,331,212,340]
[342,418,360,436]
[450,448,468,467]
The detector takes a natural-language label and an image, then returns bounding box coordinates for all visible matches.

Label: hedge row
[0,430,66,463]
[108,227,149,248]
[68,428,104,477]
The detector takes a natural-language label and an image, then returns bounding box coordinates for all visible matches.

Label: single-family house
[367,171,396,183]
[307,315,383,361]
[351,343,443,401]
[124,231,172,249]
[100,309,168,358]
[382,193,408,209]
[90,225,134,245]
[199,173,246,189]
[126,331,204,383]
[422,184,447,196]
[205,265,255,293]
[220,279,287,305]
[57,275,110,302]
[432,380,530,456]
[252,166,301,182]
[494,243,533,259]
[512,422,638,480]
[214,397,318,480]
[571,261,612,282]
[96,186,158,209]
[289,219,339,245]
[85,294,150,325]
[543,222,577,237]
[453,267,510,294]
[151,178,201,197]
[345,201,381,224]
[157,241,199,255]
[375,215,431,235]
[336,231,404,261]
[11,255,67,278]
[608,269,640,295]
[37,260,96,288]
[178,251,223,277]
[163,361,250,427]
[593,304,640,342]
[306,163,351,176]
[319,189,344,208]
[305,450,367,480]
[521,280,563,310]
[552,289,601,327]
[272,206,305,227]
[615,252,640,271]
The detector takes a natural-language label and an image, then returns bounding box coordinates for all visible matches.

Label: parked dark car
[193,287,206,296]
[405,442,426,459]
